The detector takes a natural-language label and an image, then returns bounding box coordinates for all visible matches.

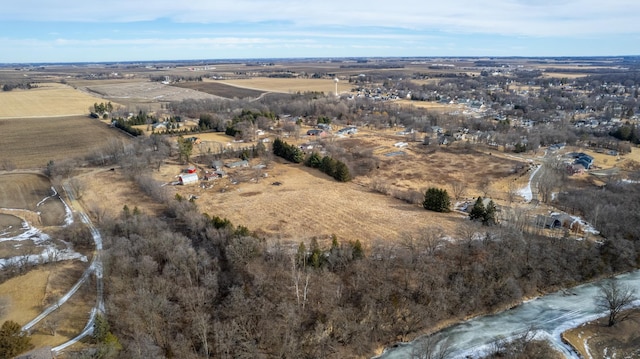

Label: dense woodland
[89,180,640,358]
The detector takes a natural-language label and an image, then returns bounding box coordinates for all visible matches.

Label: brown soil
[0,173,52,210]
[0,116,129,169]
[171,80,265,99]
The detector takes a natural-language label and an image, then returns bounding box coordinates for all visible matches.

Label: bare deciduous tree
[411,335,452,359]
[595,279,638,327]
[451,181,467,200]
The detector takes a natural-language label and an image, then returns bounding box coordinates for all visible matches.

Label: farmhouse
[152,122,168,130]
[179,172,199,185]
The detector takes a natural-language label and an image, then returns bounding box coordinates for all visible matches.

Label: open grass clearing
[0,83,105,119]
[395,99,465,113]
[29,264,95,348]
[78,169,166,221]
[0,115,129,169]
[0,259,87,315]
[152,132,529,246]
[162,159,464,246]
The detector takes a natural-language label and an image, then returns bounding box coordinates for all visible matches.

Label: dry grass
[0,115,128,169]
[161,160,464,246]
[0,261,93,348]
[0,268,49,325]
[29,262,95,348]
[78,169,166,220]
[219,78,344,94]
[395,99,464,113]
[0,83,105,118]
[563,310,640,358]
[151,132,528,246]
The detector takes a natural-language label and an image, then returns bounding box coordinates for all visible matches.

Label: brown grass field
[563,310,640,358]
[395,99,464,113]
[0,261,92,348]
[0,115,129,169]
[161,159,465,246]
[146,130,530,247]
[0,83,105,119]
[219,78,346,94]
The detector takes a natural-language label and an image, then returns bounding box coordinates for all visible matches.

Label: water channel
[376,270,640,358]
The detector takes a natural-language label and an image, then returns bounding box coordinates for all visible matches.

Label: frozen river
[376,270,640,359]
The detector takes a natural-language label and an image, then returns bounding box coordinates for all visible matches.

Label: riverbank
[562,308,640,358]
[376,270,640,359]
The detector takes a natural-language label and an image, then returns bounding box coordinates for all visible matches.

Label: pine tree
[305,152,323,168]
[423,187,451,212]
[483,200,497,226]
[0,320,33,358]
[334,161,351,182]
[469,196,486,221]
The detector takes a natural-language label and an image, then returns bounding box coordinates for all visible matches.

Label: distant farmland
[0,116,128,169]
[0,82,105,118]
[219,78,342,94]
[171,80,265,99]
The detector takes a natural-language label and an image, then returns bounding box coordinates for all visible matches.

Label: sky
[1,0,639,63]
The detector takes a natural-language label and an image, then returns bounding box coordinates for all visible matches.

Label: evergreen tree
[423,187,451,212]
[320,156,337,177]
[483,200,497,226]
[469,197,497,226]
[0,320,33,358]
[334,161,351,182]
[305,152,323,168]
[469,196,486,221]
[351,239,364,260]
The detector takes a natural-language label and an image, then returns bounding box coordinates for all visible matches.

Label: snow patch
[518,164,541,202]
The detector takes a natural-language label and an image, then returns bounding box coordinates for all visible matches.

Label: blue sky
[1,0,639,63]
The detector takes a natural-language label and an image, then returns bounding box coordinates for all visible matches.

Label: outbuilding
[179,172,199,185]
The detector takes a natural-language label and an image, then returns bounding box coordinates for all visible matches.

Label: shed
[179,172,199,185]
[535,215,561,229]
[226,160,249,168]
[211,160,224,170]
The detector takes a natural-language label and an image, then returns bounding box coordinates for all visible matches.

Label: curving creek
[375,270,640,359]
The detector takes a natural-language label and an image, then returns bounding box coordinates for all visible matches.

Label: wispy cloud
[3,0,640,37]
[1,0,638,62]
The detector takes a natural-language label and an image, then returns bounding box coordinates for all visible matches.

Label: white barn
[179,173,199,185]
